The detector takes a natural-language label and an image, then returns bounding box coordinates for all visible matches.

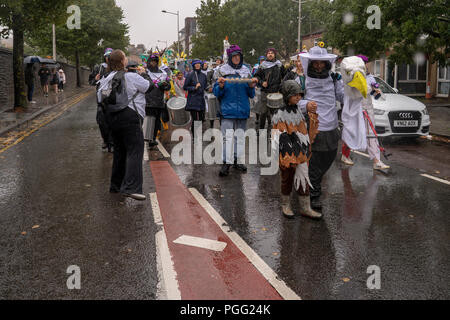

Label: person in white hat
[58,69,66,92]
[298,45,345,211]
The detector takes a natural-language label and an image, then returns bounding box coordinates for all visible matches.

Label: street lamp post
[157,40,168,49]
[162,10,180,56]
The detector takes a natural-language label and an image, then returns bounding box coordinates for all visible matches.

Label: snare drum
[205,93,219,121]
[267,93,283,112]
[167,97,191,127]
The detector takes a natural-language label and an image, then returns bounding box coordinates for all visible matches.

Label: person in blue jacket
[184,59,208,136]
[213,45,257,177]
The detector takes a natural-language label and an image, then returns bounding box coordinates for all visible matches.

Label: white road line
[144,147,149,161]
[352,150,370,158]
[155,230,182,300]
[150,193,163,226]
[173,235,227,252]
[150,194,181,300]
[156,139,170,158]
[189,188,302,301]
[421,174,450,186]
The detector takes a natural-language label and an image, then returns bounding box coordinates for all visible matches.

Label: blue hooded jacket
[213,46,255,119]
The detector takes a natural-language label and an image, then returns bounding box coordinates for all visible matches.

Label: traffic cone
[425,81,432,99]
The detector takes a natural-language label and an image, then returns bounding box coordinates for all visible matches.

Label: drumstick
[224,78,253,83]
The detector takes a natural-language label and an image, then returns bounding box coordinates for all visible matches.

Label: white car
[371,77,430,137]
[337,77,431,138]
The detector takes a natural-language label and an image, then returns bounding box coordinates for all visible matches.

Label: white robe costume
[340,56,369,152]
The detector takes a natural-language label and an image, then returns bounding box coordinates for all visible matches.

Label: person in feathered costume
[272,80,321,219]
[340,56,369,164]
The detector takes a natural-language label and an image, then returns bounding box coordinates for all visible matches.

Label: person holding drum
[272,80,321,219]
[144,54,171,149]
[252,48,287,131]
[183,59,208,137]
[213,45,257,177]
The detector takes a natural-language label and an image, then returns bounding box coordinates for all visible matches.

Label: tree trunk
[75,49,81,87]
[12,13,27,110]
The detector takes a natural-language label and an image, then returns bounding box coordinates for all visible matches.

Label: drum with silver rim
[205,93,219,121]
[167,97,191,126]
[267,92,283,111]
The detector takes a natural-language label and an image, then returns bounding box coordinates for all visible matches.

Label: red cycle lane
[150,161,284,300]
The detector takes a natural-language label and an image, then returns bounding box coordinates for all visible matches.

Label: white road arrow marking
[173,235,227,252]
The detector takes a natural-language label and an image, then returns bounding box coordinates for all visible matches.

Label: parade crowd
[90,42,390,220]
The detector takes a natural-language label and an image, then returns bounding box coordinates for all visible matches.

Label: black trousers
[308,128,340,199]
[108,108,144,195]
[309,149,337,198]
[147,108,162,142]
[96,106,113,145]
[190,110,205,136]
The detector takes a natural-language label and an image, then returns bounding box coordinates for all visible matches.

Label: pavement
[0,94,449,300]
[0,86,93,137]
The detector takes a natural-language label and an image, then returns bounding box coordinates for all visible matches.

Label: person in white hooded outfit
[341,54,390,171]
[298,46,344,211]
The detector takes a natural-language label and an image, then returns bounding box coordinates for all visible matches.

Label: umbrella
[24,56,57,64]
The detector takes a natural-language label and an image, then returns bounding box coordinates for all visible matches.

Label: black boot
[310,196,322,211]
[148,140,158,149]
[219,164,231,177]
[233,159,247,172]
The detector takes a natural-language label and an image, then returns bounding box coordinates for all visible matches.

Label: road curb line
[150,193,181,300]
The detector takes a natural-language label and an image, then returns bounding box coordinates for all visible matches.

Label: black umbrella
[24,56,57,64]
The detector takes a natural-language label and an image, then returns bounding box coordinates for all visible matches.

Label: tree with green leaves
[320,0,449,66]
[190,0,325,64]
[26,0,129,87]
[191,0,231,59]
[0,0,71,109]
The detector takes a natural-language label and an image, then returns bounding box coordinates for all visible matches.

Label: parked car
[337,77,431,138]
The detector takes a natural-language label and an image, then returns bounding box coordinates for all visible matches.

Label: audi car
[337,77,431,138]
[371,77,430,137]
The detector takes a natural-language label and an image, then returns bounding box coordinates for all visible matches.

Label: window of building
[437,62,450,96]
[374,60,381,76]
[398,63,427,82]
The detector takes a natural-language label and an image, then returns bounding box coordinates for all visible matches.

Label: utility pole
[52,24,56,60]
[298,0,301,52]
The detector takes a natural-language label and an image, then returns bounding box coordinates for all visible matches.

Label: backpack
[100,71,142,125]
[101,71,130,114]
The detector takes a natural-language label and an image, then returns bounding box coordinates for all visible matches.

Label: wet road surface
[0,95,449,299]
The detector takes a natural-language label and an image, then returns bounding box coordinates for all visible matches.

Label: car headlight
[421,108,429,115]
[373,108,385,115]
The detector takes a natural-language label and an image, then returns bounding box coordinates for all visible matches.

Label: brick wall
[0,48,91,111]
[0,48,14,111]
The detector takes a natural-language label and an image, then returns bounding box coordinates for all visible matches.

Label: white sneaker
[29,101,37,104]
[374,161,390,170]
[341,155,354,165]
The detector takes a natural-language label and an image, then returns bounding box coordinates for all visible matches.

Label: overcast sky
[115,0,203,51]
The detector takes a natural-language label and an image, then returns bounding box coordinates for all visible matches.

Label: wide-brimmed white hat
[300,46,337,72]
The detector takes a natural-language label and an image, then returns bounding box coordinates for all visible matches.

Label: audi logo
[399,112,414,119]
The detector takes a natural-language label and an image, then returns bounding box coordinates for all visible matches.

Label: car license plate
[394,120,418,127]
